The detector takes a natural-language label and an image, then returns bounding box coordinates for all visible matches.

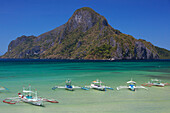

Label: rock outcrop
[2,7,168,60]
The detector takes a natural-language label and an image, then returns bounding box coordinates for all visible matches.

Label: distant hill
[155,46,170,59]
[1,7,170,60]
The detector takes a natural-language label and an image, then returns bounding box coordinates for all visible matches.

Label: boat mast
[23,86,25,95]
[35,89,37,100]
[29,84,31,96]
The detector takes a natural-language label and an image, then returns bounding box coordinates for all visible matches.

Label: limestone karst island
[1,7,170,60]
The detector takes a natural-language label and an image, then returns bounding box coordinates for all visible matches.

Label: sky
[0,0,170,55]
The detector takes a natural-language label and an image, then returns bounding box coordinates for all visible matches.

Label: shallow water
[0,61,170,113]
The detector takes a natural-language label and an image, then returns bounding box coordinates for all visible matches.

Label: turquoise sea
[0,60,170,113]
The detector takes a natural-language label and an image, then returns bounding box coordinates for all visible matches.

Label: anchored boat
[0,84,8,91]
[0,87,7,91]
[3,85,59,106]
[117,79,148,91]
[84,79,113,91]
[141,79,170,87]
[52,79,89,91]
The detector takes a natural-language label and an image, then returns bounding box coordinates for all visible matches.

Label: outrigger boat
[52,79,89,91]
[0,83,8,91]
[84,79,113,91]
[117,79,148,91]
[3,85,59,106]
[141,79,170,87]
[0,86,8,91]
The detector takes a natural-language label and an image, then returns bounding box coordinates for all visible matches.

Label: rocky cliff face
[2,7,163,60]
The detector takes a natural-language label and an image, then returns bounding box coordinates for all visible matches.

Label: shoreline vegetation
[0,58,170,62]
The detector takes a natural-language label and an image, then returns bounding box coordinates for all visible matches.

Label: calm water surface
[0,60,170,113]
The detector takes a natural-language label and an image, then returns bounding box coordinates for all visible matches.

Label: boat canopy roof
[127,80,136,84]
[93,81,102,83]
[92,79,102,83]
[23,90,34,93]
[151,79,160,81]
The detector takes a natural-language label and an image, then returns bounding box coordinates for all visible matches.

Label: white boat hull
[21,98,43,106]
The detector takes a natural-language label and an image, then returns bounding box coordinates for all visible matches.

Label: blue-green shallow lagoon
[0,60,170,113]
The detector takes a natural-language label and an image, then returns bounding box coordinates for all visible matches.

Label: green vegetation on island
[1,7,170,60]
